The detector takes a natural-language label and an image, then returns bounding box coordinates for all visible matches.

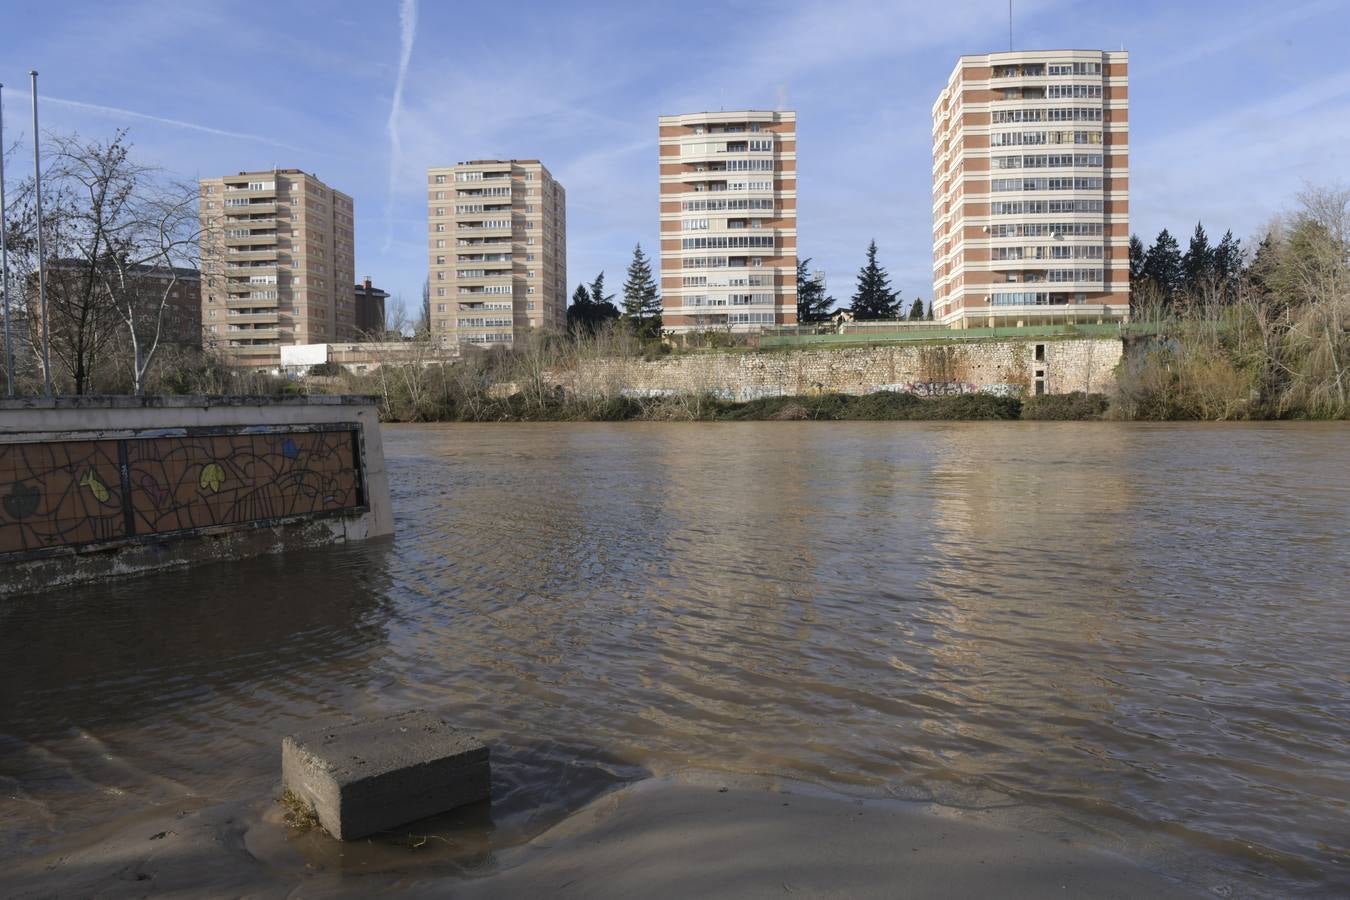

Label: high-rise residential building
[658,111,798,333]
[931,51,1128,328]
[199,169,356,367]
[426,160,566,350]
[354,276,389,335]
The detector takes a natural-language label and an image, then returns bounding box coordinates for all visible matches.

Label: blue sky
[2,0,1349,318]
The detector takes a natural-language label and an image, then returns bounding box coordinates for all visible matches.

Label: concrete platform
[281,710,489,840]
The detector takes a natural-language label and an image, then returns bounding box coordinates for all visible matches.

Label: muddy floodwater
[2,422,1347,896]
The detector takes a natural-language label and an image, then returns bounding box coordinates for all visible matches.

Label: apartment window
[527,270,535,277]
[435,224,445,232]
[526,253,535,261]
[435,191,445,199]
[437,303,447,312]
[436,271,446,280]
[436,240,446,248]
[436,287,447,297]
[208,309,216,318]
[527,237,535,245]
[434,175,446,184]
[526,287,535,294]
[435,208,444,216]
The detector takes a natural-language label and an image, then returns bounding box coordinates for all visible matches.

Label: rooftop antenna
[1008,1,1014,51]
[775,84,787,112]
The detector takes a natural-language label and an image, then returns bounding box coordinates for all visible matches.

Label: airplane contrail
[383,0,418,252]
[39,95,315,154]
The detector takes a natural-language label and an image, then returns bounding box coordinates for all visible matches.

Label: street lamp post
[0,82,14,396]
[30,70,52,398]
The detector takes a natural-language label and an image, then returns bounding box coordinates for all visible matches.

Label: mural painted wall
[0,428,363,557]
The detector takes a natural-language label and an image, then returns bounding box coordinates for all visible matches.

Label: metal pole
[31,71,52,398]
[0,83,14,397]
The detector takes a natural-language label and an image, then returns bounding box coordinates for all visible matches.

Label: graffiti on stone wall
[872,381,1020,397]
[0,429,363,557]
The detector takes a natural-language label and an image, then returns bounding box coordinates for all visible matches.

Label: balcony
[224,233,278,247]
[226,327,281,340]
[225,296,279,308]
[225,311,281,325]
[224,201,276,216]
[225,249,279,262]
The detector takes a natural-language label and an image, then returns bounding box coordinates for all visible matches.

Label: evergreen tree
[795,258,835,323]
[908,297,925,320]
[1246,232,1281,308]
[1182,222,1214,295]
[621,243,662,340]
[589,271,615,311]
[850,240,901,320]
[1128,234,1146,281]
[1213,230,1244,301]
[566,283,592,334]
[568,277,619,335]
[1141,228,1184,302]
[420,278,431,333]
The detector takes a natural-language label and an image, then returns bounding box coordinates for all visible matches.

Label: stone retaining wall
[551,338,1121,401]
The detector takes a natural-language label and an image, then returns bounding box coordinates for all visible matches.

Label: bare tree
[5,131,198,394]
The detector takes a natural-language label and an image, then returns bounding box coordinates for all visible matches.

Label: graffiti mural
[0,428,363,557]
[870,382,1022,398]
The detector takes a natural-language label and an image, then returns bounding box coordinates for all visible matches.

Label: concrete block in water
[281,710,489,840]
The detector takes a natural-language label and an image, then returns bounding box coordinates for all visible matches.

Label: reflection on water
[1,422,1347,895]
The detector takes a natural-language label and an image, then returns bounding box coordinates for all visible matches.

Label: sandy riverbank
[3,774,1201,898]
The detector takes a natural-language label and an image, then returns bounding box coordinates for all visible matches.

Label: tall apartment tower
[658,111,797,333]
[426,160,566,350]
[931,51,1128,328]
[199,169,356,366]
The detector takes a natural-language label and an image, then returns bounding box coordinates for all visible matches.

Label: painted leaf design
[80,471,111,503]
[199,463,226,493]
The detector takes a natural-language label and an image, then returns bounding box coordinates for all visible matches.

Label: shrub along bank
[375,389,1111,423]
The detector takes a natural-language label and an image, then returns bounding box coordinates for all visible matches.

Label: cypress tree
[795,258,834,323]
[621,243,662,341]
[566,283,592,335]
[908,297,925,320]
[1182,222,1214,296]
[1128,234,1146,282]
[850,240,901,320]
[589,271,614,311]
[1141,229,1183,302]
[570,275,620,335]
[1213,230,1243,301]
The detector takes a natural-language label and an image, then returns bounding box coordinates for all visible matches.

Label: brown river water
[1,422,1347,896]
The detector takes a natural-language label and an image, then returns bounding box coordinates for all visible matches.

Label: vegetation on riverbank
[323,377,1110,423]
[1118,185,1349,420]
